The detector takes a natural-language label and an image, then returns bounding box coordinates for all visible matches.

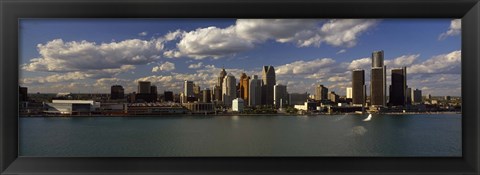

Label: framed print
[1,0,479,174]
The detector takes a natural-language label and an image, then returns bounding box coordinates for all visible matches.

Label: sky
[19,19,461,96]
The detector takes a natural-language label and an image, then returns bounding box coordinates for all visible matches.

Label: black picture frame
[1,0,479,174]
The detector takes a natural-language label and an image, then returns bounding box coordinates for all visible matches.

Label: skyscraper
[372,50,384,68]
[239,73,250,103]
[406,87,412,105]
[328,91,339,103]
[273,84,288,108]
[137,81,151,94]
[110,85,124,100]
[370,50,386,107]
[222,73,236,107]
[412,89,422,104]
[215,68,227,102]
[202,88,212,103]
[248,75,262,107]
[213,85,222,102]
[352,69,366,106]
[164,91,174,102]
[184,80,194,102]
[346,87,352,99]
[389,67,407,106]
[370,66,386,106]
[193,83,201,100]
[262,66,276,106]
[150,85,158,102]
[315,84,328,101]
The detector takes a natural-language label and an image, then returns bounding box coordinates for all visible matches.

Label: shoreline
[20,111,462,118]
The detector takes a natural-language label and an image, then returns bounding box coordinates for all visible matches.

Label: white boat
[363,114,372,121]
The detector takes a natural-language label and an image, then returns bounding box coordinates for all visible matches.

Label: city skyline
[19,19,461,96]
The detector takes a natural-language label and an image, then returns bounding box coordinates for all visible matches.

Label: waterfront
[19,114,461,157]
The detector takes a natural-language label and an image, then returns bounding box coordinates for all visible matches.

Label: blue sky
[19,19,461,96]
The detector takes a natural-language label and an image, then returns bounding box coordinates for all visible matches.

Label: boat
[363,113,372,121]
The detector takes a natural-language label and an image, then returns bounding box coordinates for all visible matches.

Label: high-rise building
[19,86,28,102]
[232,98,244,112]
[239,73,250,103]
[273,84,288,108]
[184,80,194,102]
[370,66,386,106]
[248,75,263,107]
[262,66,276,106]
[164,91,174,102]
[352,69,366,106]
[110,85,124,100]
[222,73,236,107]
[406,87,412,105]
[137,81,151,94]
[328,91,339,103]
[315,85,328,101]
[150,85,158,102]
[372,50,384,68]
[370,50,387,107]
[289,92,309,105]
[346,87,353,99]
[389,67,407,106]
[202,88,212,103]
[215,68,227,102]
[193,83,201,100]
[136,81,155,102]
[412,89,422,104]
[213,85,222,102]
[217,67,227,87]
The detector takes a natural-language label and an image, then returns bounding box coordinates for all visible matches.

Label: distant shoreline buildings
[19,50,462,116]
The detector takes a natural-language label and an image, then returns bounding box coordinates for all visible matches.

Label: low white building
[232,98,244,112]
[45,100,100,115]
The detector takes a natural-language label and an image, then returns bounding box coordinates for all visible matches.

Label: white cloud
[23,38,163,72]
[336,49,347,54]
[164,30,184,41]
[169,26,255,59]
[408,50,461,74]
[275,58,335,75]
[347,57,370,70]
[188,62,203,69]
[166,19,379,59]
[439,19,461,40]
[152,61,175,72]
[138,31,148,36]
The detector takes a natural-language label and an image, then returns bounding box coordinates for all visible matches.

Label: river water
[19,114,461,157]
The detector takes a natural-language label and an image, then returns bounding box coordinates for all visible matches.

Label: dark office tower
[213,85,222,102]
[110,85,124,100]
[406,87,412,105]
[217,67,227,87]
[164,91,174,102]
[150,85,158,102]
[352,69,366,106]
[215,68,227,102]
[372,50,384,67]
[137,81,151,94]
[370,66,386,106]
[412,89,422,104]
[262,66,276,106]
[315,85,328,101]
[202,88,212,103]
[19,86,28,101]
[389,67,407,106]
[239,73,250,102]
